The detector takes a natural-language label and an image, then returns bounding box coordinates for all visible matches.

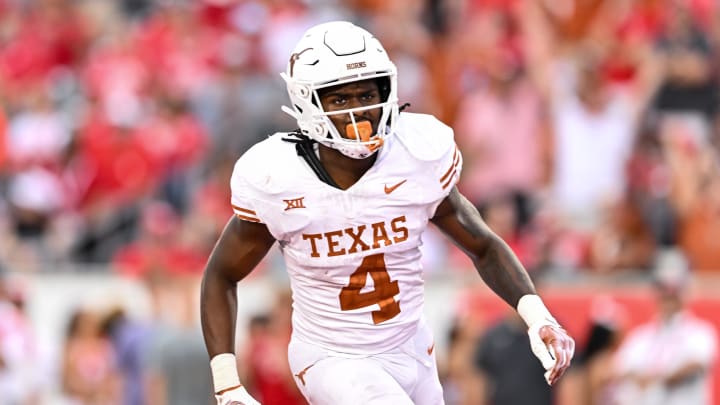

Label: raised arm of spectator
[518,0,560,100]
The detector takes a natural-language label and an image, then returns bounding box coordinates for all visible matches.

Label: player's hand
[527,321,575,386]
[215,385,261,405]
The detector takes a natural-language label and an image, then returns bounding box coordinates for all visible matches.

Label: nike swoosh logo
[427,342,435,356]
[384,179,407,194]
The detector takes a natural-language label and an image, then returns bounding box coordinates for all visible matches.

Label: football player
[201,21,574,405]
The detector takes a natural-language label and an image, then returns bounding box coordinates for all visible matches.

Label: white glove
[215,385,261,405]
[517,295,575,385]
[528,321,560,383]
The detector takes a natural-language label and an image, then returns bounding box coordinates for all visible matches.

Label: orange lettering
[345,225,370,253]
[391,216,408,243]
[284,197,306,211]
[303,233,323,258]
[325,230,346,257]
[339,253,400,324]
[371,221,392,249]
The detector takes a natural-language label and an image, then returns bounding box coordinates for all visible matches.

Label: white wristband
[517,294,557,328]
[210,353,241,393]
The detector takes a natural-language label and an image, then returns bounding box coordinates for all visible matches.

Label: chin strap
[283,131,341,189]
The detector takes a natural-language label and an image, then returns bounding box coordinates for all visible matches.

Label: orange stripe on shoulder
[232,204,257,215]
[441,168,457,189]
[235,213,261,223]
[439,146,459,183]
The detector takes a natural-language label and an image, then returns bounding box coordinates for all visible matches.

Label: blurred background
[0,0,719,404]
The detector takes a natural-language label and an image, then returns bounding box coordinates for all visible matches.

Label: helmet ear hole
[293,84,310,98]
[312,124,325,136]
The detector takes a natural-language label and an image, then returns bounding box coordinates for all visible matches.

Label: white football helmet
[281,21,399,159]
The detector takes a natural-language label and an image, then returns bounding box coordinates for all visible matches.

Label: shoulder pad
[393,113,455,162]
[232,133,299,195]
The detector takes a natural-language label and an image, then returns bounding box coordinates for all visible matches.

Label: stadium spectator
[522,0,660,236]
[614,250,718,405]
[560,296,627,405]
[625,125,676,247]
[652,2,718,118]
[144,314,214,405]
[100,307,152,405]
[241,290,305,405]
[661,113,720,271]
[61,308,121,404]
[472,272,559,405]
[0,269,43,405]
[587,195,656,273]
[440,316,483,405]
[474,310,554,405]
[452,9,546,218]
[478,193,543,272]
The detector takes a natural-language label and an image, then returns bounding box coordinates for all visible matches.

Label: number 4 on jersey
[339,253,401,324]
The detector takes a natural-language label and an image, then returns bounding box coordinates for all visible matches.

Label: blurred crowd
[442,250,717,405]
[1,0,720,403]
[1,0,720,277]
[445,0,720,277]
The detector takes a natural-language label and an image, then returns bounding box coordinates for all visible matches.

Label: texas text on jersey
[230,112,462,354]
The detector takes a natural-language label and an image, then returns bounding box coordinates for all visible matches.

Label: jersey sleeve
[394,113,463,198]
[436,141,462,195]
[393,113,463,212]
[229,155,264,224]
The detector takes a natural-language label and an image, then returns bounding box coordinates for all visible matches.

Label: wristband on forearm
[210,353,242,394]
[516,294,557,327]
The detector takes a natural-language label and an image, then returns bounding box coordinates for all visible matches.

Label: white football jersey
[230,113,462,354]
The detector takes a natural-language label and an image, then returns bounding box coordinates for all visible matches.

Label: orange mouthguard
[346,121,373,141]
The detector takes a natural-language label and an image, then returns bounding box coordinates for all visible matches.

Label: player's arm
[431,187,534,305]
[431,187,574,385]
[200,215,275,404]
